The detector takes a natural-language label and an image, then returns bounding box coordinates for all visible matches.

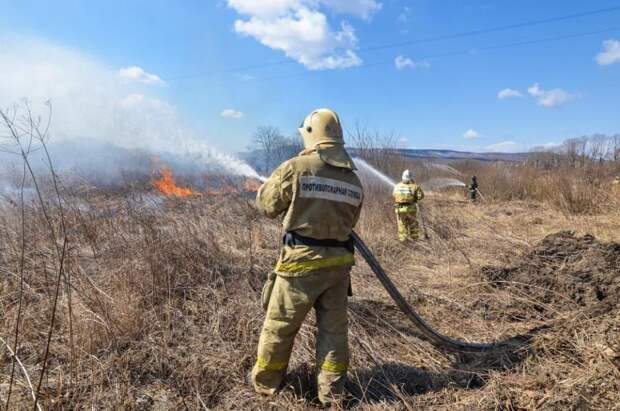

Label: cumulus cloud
[527,83,575,108]
[463,129,481,140]
[0,35,263,180]
[595,39,620,66]
[227,0,381,70]
[394,55,430,70]
[220,109,244,119]
[485,141,524,153]
[497,88,523,99]
[118,65,166,86]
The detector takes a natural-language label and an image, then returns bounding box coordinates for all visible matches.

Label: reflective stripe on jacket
[392,182,424,206]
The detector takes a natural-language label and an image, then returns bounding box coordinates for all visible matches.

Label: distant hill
[240,147,531,175]
[384,149,529,162]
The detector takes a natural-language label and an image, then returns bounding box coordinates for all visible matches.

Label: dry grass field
[1,158,620,410]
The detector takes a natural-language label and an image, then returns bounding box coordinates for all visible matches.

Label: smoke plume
[0,35,263,187]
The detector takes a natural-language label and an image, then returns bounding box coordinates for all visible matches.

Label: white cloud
[527,83,575,108]
[227,0,381,19]
[595,39,620,66]
[485,141,524,153]
[220,109,244,119]
[497,88,523,99]
[226,0,296,18]
[463,129,481,140]
[118,65,166,86]
[394,55,430,70]
[227,0,380,70]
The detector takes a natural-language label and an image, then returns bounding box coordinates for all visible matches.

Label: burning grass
[152,166,200,197]
[1,168,620,409]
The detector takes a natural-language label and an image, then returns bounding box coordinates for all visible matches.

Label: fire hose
[351,231,502,353]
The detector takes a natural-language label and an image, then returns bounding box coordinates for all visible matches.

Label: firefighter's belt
[283,231,355,253]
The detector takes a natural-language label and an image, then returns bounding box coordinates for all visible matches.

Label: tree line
[528,134,620,169]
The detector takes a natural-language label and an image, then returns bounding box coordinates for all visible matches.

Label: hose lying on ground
[351,231,502,353]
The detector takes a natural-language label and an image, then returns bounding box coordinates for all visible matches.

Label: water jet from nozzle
[421,178,466,190]
[354,157,396,188]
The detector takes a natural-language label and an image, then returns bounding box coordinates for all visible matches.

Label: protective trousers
[396,208,420,241]
[252,267,350,404]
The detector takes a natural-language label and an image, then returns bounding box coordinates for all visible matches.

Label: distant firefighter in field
[393,170,425,242]
[251,108,363,407]
[469,175,479,201]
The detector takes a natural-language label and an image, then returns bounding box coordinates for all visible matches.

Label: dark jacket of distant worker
[392,170,425,241]
[252,108,364,406]
[469,176,479,201]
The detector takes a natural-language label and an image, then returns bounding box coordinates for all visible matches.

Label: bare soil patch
[482,231,620,315]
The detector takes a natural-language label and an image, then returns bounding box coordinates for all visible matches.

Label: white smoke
[0,35,263,182]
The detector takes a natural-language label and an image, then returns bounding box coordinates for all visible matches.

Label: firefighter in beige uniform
[252,108,363,405]
[393,170,425,241]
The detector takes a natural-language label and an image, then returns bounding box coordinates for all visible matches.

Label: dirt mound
[482,231,620,314]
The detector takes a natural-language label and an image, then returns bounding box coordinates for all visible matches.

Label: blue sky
[1,0,619,154]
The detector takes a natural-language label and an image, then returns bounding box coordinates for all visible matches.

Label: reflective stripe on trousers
[396,208,419,241]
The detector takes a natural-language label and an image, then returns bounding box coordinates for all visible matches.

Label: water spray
[353,157,396,188]
[175,139,267,182]
[424,163,464,177]
[421,178,467,190]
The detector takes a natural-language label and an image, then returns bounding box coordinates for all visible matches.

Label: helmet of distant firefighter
[402,169,413,183]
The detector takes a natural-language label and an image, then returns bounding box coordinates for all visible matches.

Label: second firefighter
[393,170,425,242]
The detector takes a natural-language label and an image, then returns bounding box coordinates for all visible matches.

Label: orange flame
[153,167,199,197]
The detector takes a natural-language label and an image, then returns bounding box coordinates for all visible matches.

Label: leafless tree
[612,134,620,163]
[348,121,402,166]
[588,134,609,164]
[251,126,302,173]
